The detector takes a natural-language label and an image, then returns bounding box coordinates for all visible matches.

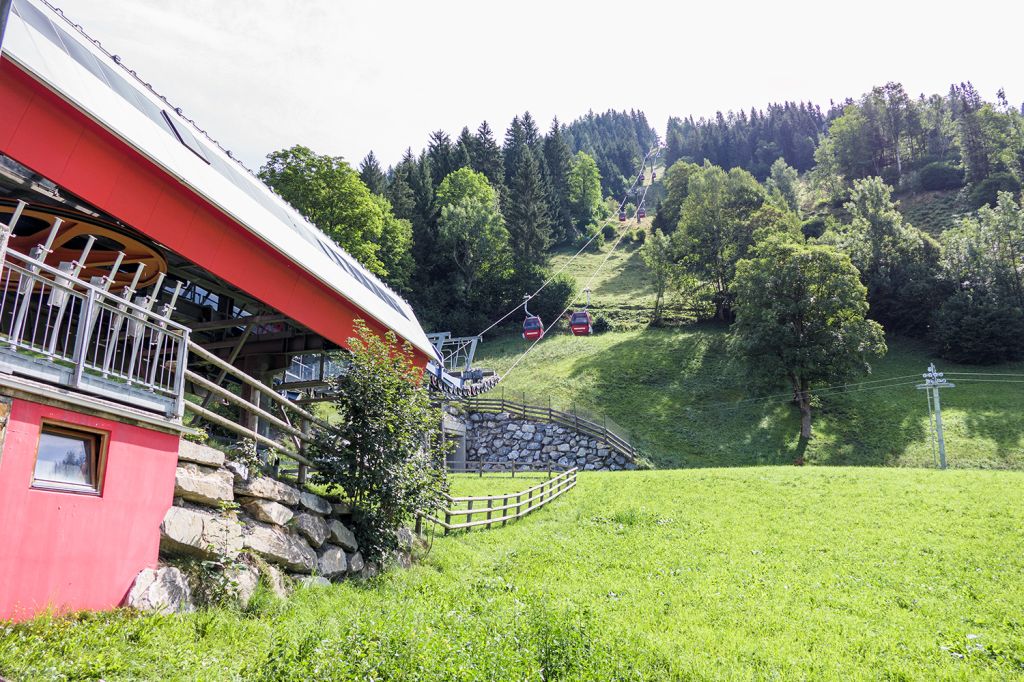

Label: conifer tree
[505,147,552,266]
[472,121,505,189]
[543,117,575,242]
[359,151,387,195]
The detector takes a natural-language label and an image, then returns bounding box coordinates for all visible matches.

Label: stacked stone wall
[465,412,637,471]
[127,440,383,613]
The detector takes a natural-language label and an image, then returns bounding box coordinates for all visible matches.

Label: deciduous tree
[731,236,886,442]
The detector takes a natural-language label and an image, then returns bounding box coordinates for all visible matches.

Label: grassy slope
[896,188,970,236]
[475,327,1024,469]
[3,469,1022,680]
[478,225,1024,470]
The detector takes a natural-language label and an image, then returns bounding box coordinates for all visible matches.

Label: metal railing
[0,220,189,416]
[418,467,578,534]
[184,340,336,482]
[461,395,638,462]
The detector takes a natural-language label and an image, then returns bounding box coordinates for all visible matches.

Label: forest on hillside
[256,81,1024,379]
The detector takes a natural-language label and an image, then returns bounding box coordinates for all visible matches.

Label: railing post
[172,333,188,419]
[444,509,451,535]
[71,289,96,390]
[466,499,473,532]
[486,498,493,528]
[478,458,483,478]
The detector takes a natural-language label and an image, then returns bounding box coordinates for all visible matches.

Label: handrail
[0,247,188,332]
[462,395,637,462]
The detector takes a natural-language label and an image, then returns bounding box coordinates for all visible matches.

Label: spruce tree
[426,130,456,188]
[473,121,504,189]
[359,151,387,195]
[543,117,575,242]
[505,147,552,266]
[503,116,527,187]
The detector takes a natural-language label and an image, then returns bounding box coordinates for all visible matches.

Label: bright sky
[52,0,1022,172]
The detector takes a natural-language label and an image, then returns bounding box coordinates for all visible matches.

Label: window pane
[34,430,94,489]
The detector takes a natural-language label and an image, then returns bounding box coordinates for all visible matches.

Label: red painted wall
[0,399,179,621]
[0,61,427,368]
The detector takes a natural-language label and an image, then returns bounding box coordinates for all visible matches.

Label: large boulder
[226,556,260,609]
[317,545,348,578]
[175,463,233,506]
[240,497,293,526]
[243,523,317,573]
[298,491,332,516]
[161,505,242,559]
[127,567,193,614]
[260,563,291,599]
[327,519,358,552]
[177,440,225,468]
[293,512,329,547]
[234,476,300,505]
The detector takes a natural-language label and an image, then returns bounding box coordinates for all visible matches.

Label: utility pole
[916,363,955,469]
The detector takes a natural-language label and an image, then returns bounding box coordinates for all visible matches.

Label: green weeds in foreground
[2,468,1023,680]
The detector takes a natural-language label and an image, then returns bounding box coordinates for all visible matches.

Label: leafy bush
[531,273,578,324]
[918,162,965,191]
[969,172,1021,209]
[307,321,448,564]
[801,216,826,239]
[633,228,646,245]
[601,223,617,240]
[931,291,1024,364]
[592,315,611,333]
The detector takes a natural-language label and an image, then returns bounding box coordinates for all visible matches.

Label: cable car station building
[0,0,434,620]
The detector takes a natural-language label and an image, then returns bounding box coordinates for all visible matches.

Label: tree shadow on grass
[563,327,931,469]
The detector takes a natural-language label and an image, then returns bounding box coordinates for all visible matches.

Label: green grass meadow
[3,469,1022,680]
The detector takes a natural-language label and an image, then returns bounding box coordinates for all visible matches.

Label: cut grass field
[473,327,1024,470]
[3,468,1022,680]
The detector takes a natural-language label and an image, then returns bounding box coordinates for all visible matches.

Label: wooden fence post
[466,499,473,532]
[444,510,451,535]
[486,498,493,528]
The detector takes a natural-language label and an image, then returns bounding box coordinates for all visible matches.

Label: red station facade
[0,0,435,620]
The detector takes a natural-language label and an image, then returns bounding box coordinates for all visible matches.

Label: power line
[442,147,659,365]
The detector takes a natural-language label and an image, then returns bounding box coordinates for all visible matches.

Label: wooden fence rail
[462,396,637,461]
[418,467,578,534]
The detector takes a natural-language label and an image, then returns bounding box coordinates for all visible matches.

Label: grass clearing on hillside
[3,469,1022,680]
[474,327,1024,469]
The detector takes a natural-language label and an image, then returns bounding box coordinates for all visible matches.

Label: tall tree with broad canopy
[567,151,603,230]
[640,228,678,324]
[820,176,942,335]
[731,235,886,443]
[675,163,766,320]
[307,321,448,564]
[435,168,512,303]
[259,145,406,283]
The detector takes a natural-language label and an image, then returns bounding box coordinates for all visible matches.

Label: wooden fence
[418,467,578,534]
[462,395,637,462]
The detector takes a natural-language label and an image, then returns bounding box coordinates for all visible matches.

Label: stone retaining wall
[127,440,394,614]
[465,411,637,471]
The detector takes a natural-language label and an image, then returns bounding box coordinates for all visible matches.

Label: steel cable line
[440,147,660,365]
[681,375,925,412]
[501,181,653,384]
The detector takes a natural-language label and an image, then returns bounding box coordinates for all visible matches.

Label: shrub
[592,315,611,333]
[969,172,1021,209]
[307,321,449,564]
[918,162,965,191]
[531,273,578,324]
[601,223,617,240]
[931,291,1024,364]
[633,228,646,245]
[801,216,826,239]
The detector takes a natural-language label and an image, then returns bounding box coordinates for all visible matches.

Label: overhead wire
[501,167,656,384]
[440,147,660,365]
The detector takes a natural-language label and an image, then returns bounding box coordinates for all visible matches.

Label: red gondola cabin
[569,310,593,336]
[637,207,646,219]
[522,315,544,341]
[618,210,627,222]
